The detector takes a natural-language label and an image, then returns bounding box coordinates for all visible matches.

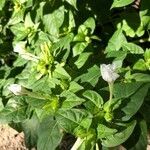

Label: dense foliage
[0,0,150,149]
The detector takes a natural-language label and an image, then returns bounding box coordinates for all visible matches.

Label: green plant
[0,0,150,149]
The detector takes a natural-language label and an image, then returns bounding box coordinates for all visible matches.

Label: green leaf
[56,109,88,133]
[53,64,71,80]
[75,65,100,87]
[111,0,134,9]
[133,59,147,71]
[43,6,65,36]
[121,84,149,121]
[97,124,118,139]
[73,42,88,57]
[37,116,63,150]
[65,0,77,9]
[69,81,83,93]
[105,29,126,52]
[22,113,40,148]
[122,43,144,54]
[75,52,92,69]
[10,23,28,41]
[113,82,143,99]
[144,49,150,61]
[101,121,136,147]
[0,0,5,10]
[132,73,150,82]
[0,97,28,123]
[83,90,103,110]
[61,91,85,109]
[125,120,147,150]
[83,17,95,34]
[28,76,59,92]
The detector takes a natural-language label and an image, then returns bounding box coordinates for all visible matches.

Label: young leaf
[37,116,63,150]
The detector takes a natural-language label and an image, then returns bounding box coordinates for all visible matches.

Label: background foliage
[0,0,150,149]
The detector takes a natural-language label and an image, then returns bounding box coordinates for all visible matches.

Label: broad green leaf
[65,0,77,9]
[13,56,28,67]
[105,29,126,52]
[113,82,143,99]
[56,109,88,133]
[83,17,95,34]
[61,91,85,109]
[10,23,28,41]
[8,6,25,25]
[73,42,88,57]
[43,6,65,36]
[101,121,136,147]
[24,12,37,28]
[122,43,144,54]
[22,113,40,148]
[0,0,5,10]
[0,97,28,123]
[83,90,103,110]
[132,73,150,82]
[133,59,147,71]
[125,120,147,150]
[69,81,83,93]
[121,84,149,121]
[28,76,59,92]
[75,52,92,69]
[97,124,117,139]
[75,65,100,87]
[53,65,71,80]
[144,49,150,61]
[37,116,63,150]
[24,96,48,108]
[111,0,134,9]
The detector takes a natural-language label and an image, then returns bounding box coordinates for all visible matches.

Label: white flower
[8,84,27,95]
[100,63,119,83]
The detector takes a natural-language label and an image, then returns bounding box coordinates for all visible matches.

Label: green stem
[108,82,114,108]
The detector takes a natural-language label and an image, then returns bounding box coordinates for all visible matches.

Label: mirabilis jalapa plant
[0,0,150,150]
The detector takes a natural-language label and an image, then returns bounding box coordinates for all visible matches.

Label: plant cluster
[0,0,150,149]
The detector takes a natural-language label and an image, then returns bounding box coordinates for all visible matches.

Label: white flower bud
[100,63,119,83]
[8,84,27,95]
